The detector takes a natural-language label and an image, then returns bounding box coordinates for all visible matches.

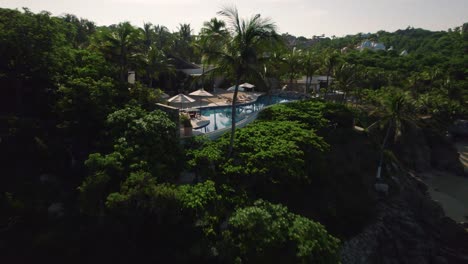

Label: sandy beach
[424,140,468,222]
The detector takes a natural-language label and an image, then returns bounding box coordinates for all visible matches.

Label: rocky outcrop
[393,124,465,176]
[341,169,468,264]
[426,131,466,176]
[393,125,432,172]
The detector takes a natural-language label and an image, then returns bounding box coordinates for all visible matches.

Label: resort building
[294,75,332,94]
[356,40,386,51]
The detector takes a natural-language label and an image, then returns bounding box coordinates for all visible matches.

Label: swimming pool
[196,95,293,132]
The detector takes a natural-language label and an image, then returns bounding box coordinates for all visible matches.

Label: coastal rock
[341,170,468,264]
[393,125,432,172]
[393,123,465,176]
[426,131,466,176]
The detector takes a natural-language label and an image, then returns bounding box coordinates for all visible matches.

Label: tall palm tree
[283,47,303,88]
[262,50,284,95]
[141,22,154,52]
[323,49,340,96]
[134,23,175,88]
[333,62,356,103]
[351,65,366,105]
[154,24,173,52]
[200,18,229,46]
[175,23,194,61]
[209,6,278,156]
[367,91,416,179]
[95,22,141,83]
[140,47,175,88]
[302,50,320,94]
[197,18,229,89]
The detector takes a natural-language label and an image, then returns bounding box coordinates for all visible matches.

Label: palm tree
[302,50,320,95]
[261,50,284,98]
[322,49,340,96]
[140,47,175,88]
[200,18,229,47]
[175,23,194,61]
[333,62,356,103]
[209,6,278,156]
[141,22,154,52]
[154,24,173,52]
[197,18,229,89]
[351,65,366,105]
[95,22,141,83]
[367,91,416,179]
[135,23,175,88]
[283,47,303,89]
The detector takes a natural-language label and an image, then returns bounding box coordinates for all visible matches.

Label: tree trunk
[228,75,241,158]
[120,66,126,83]
[376,121,392,179]
[342,86,347,104]
[306,72,313,95]
[325,69,331,98]
[147,65,153,88]
[15,78,23,115]
[201,63,205,89]
[289,72,294,89]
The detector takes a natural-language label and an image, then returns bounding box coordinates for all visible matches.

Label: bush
[191,120,328,199]
[220,200,341,264]
[258,100,354,130]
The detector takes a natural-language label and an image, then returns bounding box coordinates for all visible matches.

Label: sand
[423,140,468,222]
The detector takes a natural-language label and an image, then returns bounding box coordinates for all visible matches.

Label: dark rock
[392,123,465,176]
[340,169,468,264]
[425,128,465,176]
[393,125,431,172]
[434,256,448,264]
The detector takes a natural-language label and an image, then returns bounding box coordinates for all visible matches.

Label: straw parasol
[167,93,196,109]
[227,82,255,92]
[189,88,213,97]
[227,85,244,92]
[189,88,214,108]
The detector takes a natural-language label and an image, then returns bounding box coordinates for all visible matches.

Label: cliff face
[393,123,465,176]
[341,168,468,264]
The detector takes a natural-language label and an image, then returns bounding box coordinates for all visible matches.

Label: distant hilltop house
[356,40,386,51]
[282,33,321,49]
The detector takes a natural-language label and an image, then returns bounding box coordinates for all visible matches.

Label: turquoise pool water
[196,95,293,132]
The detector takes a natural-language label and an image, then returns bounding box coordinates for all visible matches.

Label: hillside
[1,7,467,263]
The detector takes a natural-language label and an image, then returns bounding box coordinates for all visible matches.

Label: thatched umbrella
[167,93,196,109]
[189,88,214,108]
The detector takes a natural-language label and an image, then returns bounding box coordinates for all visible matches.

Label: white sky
[1,0,467,37]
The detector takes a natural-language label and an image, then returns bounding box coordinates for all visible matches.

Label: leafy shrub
[220,199,341,264]
[191,120,328,198]
[258,100,354,130]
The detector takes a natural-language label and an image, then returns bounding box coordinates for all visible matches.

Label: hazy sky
[1,0,467,37]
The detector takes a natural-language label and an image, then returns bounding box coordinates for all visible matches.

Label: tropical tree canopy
[208,6,279,156]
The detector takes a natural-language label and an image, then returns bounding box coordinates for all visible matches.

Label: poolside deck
[167,90,264,110]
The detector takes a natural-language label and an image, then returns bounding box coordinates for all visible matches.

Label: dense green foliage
[258,100,355,129]
[190,100,377,237]
[191,120,329,199]
[221,200,341,263]
[0,6,466,263]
